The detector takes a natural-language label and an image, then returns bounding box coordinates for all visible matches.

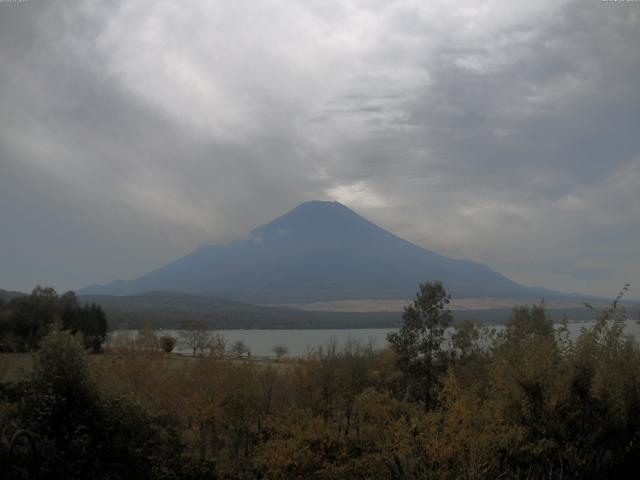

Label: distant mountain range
[0,288,26,302]
[79,200,572,303]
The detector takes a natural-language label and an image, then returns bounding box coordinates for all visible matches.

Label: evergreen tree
[387,281,452,408]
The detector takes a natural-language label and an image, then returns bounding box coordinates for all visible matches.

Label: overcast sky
[1,0,639,299]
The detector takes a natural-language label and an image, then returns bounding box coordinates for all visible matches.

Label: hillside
[78,291,402,329]
[0,288,26,302]
[78,290,606,330]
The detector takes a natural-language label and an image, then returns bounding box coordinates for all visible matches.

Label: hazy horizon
[1,1,639,299]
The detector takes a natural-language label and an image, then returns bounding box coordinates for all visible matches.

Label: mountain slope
[79,201,564,302]
[0,288,27,302]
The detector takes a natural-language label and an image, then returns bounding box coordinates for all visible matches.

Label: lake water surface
[111,319,640,357]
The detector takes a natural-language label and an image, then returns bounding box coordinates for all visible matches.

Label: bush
[13,325,182,479]
[159,335,177,353]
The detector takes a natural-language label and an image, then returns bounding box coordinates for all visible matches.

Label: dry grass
[264,297,606,312]
[0,353,33,383]
[0,351,291,385]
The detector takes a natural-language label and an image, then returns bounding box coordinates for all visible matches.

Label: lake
[110,319,640,357]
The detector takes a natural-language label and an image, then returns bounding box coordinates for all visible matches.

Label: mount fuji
[79,201,564,303]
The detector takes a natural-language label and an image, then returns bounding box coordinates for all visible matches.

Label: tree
[14,324,183,478]
[180,320,213,357]
[231,340,250,359]
[208,333,227,358]
[272,345,288,360]
[9,286,59,350]
[17,324,98,476]
[387,281,452,409]
[502,303,553,346]
[80,302,108,353]
[4,287,108,352]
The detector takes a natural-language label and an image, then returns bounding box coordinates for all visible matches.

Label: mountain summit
[80,201,557,302]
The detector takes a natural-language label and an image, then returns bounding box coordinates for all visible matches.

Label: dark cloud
[0,0,638,298]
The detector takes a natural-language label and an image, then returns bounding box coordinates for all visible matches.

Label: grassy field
[0,351,292,385]
[0,353,33,383]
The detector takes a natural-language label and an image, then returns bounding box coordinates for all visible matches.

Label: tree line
[0,286,108,353]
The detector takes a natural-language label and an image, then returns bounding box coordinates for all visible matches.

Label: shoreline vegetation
[2,282,640,478]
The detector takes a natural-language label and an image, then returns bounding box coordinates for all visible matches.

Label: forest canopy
[0,286,108,352]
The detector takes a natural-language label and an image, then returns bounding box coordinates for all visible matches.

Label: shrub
[159,335,177,353]
[13,325,182,479]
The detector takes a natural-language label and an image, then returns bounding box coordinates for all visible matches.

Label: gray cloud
[0,0,638,299]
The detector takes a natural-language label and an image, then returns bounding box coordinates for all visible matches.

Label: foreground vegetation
[1,283,640,479]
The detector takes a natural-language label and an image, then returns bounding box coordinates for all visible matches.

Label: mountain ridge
[0,288,27,302]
